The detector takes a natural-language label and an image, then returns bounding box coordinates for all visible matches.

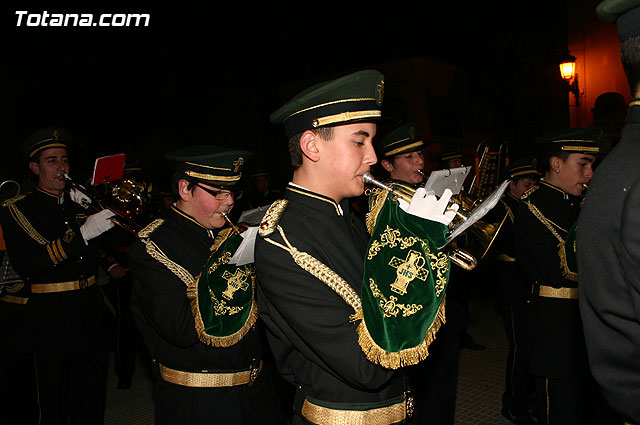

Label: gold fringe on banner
[354,297,447,369]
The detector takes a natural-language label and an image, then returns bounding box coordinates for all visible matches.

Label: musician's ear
[300,130,320,163]
[177,179,192,202]
[381,158,394,172]
[29,162,40,176]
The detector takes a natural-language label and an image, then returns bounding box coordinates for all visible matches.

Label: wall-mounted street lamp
[560,52,580,105]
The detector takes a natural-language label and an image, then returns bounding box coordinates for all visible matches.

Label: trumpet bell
[364,173,507,271]
[110,171,153,220]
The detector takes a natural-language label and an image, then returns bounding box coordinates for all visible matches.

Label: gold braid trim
[520,185,539,200]
[264,225,362,313]
[354,295,447,369]
[258,199,288,237]
[525,200,577,281]
[144,239,194,287]
[187,269,259,348]
[365,187,388,235]
[1,194,26,207]
[7,203,48,245]
[138,218,165,238]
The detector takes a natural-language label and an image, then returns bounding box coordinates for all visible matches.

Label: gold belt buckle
[405,389,414,418]
[79,278,88,289]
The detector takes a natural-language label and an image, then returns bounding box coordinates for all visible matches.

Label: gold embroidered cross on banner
[221,268,250,300]
[388,250,429,295]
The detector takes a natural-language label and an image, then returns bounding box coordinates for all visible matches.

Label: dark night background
[1,2,571,193]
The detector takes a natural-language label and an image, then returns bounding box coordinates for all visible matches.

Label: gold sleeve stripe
[55,239,67,260]
[50,240,65,263]
[46,244,59,264]
[8,204,49,245]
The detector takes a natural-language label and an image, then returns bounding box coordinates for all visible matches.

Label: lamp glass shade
[559,61,576,81]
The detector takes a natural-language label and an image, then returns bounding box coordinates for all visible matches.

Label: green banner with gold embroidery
[357,196,450,369]
[187,228,258,347]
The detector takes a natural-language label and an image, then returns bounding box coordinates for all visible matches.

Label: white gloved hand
[69,188,92,209]
[80,209,116,243]
[398,188,459,226]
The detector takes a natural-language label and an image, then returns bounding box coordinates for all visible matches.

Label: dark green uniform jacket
[0,186,107,356]
[255,185,405,424]
[129,205,282,425]
[515,180,587,379]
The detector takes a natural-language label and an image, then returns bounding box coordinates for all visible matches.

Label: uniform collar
[169,204,215,239]
[34,185,64,205]
[285,183,344,216]
[539,180,572,201]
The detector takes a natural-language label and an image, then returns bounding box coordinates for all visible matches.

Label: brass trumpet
[363,173,479,270]
[64,174,146,235]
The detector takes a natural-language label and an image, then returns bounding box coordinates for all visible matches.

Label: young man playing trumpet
[128,145,283,425]
[255,70,458,425]
[1,127,116,425]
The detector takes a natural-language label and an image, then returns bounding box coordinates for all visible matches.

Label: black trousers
[35,350,108,425]
[534,375,622,425]
[500,304,535,415]
[408,296,464,425]
[103,275,139,384]
[0,303,38,425]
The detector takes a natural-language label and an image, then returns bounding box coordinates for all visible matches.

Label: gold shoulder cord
[525,200,577,282]
[138,219,195,287]
[263,225,362,314]
[6,202,49,245]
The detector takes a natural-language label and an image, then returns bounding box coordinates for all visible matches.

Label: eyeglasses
[195,183,243,200]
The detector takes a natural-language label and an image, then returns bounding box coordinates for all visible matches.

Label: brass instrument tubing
[221,212,241,235]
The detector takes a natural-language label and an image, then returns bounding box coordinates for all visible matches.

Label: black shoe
[501,406,538,425]
[460,335,485,351]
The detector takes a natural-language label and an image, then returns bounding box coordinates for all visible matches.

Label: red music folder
[91,153,127,185]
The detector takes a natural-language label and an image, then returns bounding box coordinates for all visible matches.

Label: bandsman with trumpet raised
[128,145,284,425]
[254,70,459,425]
[373,122,461,425]
[0,127,117,424]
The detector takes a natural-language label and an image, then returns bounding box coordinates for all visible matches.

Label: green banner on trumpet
[357,192,450,369]
[187,228,258,347]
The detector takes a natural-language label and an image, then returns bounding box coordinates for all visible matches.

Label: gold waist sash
[538,285,578,300]
[30,276,96,293]
[158,361,262,388]
[301,397,408,425]
[0,295,29,304]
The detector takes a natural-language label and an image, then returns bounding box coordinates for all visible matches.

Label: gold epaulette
[258,199,288,237]
[138,218,165,239]
[1,194,26,208]
[520,185,539,200]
